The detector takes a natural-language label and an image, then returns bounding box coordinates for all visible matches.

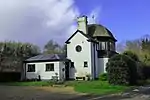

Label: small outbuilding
[23,54,70,81]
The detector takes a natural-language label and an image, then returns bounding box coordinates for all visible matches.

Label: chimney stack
[77,15,88,34]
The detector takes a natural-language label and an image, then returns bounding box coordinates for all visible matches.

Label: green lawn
[65,81,131,95]
[0,80,131,95]
[1,81,52,86]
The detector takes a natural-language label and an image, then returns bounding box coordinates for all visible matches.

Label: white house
[65,16,117,80]
[23,15,117,81]
[23,54,69,80]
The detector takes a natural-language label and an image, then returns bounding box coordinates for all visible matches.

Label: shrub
[106,54,138,85]
[99,73,107,81]
[123,51,144,80]
[142,65,150,79]
[123,51,139,61]
[136,62,144,80]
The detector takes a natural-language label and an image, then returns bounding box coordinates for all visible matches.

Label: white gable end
[67,31,92,79]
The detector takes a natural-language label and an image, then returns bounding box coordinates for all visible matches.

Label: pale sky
[0,0,100,48]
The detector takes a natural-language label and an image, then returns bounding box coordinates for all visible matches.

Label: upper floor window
[96,41,115,51]
[27,64,35,72]
[75,45,82,52]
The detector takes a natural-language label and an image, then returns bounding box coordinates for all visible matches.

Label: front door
[65,62,70,80]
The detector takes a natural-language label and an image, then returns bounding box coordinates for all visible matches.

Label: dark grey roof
[24,54,69,63]
[65,24,117,44]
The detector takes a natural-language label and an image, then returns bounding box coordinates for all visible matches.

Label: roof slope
[65,24,117,44]
[24,54,69,63]
[88,24,116,41]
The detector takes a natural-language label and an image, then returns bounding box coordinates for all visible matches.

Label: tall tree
[140,36,150,65]
[43,40,63,54]
[0,41,40,72]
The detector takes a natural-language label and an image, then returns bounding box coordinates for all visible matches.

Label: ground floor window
[27,64,35,72]
[45,63,54,71]
[71,62,74,68]
[84,61,88,67]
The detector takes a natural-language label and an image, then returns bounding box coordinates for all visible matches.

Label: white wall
[98,58,109,74]
[25,61,63,80]
[67,32,92,79]
[90,42,99,79]
[59,62,65,80]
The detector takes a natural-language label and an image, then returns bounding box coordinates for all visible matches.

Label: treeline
[117,34,150,67]
[106,35,150,85]
[0,40,65,72]
[0,41,40,72]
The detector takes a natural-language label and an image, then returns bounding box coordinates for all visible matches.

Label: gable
[65,30,90,44]
[65,30,97,44]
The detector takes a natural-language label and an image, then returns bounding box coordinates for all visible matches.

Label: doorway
[65,62,70,80]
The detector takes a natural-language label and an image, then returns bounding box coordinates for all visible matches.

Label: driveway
[0,86,104,100]
[0,85,150,100]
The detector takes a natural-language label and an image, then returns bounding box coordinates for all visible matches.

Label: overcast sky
[0,0,100,48]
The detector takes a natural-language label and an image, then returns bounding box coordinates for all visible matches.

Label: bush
[142,65,150,79]
[123,51,144,80]
[99,73,107,81]
[136,62,144,80]
[123,51,139,61]
[106,54,138,85]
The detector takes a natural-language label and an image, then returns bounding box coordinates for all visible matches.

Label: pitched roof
[65,30,98,44]
[65,24,117,44]
[24,54,69,63]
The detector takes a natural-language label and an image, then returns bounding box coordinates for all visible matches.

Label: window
[102,42,106,50]
[84,61,88,67]
[97,50,108,58]
[75,45,82,52]
[45,64,54,71]
[27,64,35,72]
[71,62,74,68]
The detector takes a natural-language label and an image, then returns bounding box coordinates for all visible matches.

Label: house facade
[65,16,117,80]
[23,15,117,81]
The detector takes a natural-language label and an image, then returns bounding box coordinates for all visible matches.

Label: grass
[0,80,132,95]
[1,81,52,86]
[65,81,131,95]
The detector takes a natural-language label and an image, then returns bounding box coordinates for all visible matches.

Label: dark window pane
[97,50,108,58]
[45,64,54,71]
[71,62,74,68]
[76,45,82,52]
[27,64,35,72]
[84,61,88,67]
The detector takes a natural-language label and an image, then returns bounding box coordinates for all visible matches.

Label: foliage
[121,35,150,66]
[43,40,65,54]
[0,41,40,72]
[99,73,108,81]
[1,81,52,86]
[141,64,150,79]
[123,50,139,61]
[106,54,138,85]
[65,81,129,95]
[140,37,150,66]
